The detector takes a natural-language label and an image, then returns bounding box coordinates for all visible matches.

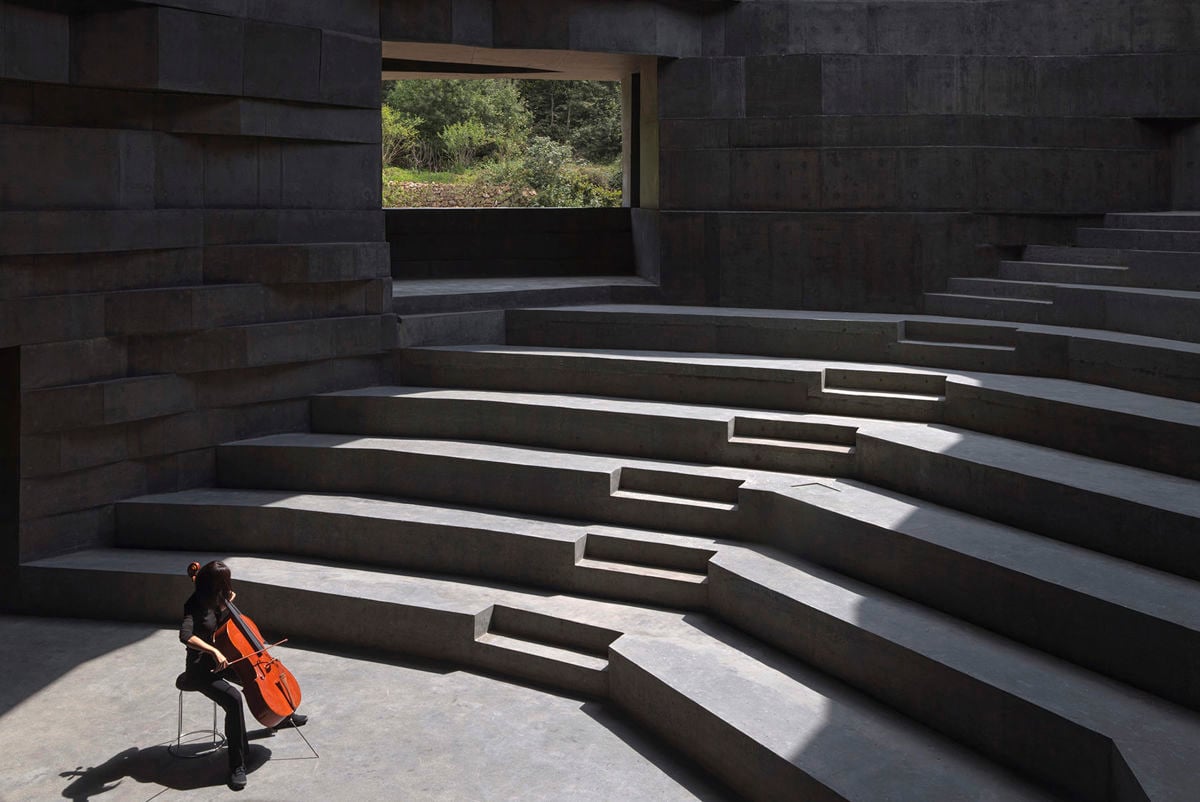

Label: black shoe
[229,766,247,790]
[274,713,308,729]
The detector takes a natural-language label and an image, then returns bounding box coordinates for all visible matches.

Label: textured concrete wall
[381,0,707,56]
[1,0,392,568]
[387,208,635,279]
[655,0,1197,310]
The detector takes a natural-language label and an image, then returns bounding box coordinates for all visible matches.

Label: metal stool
[169,672,226,758]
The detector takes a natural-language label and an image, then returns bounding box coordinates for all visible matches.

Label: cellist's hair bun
[187,561,201,579]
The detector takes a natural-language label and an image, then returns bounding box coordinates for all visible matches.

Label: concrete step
[938,280,1200,342]
[394,343,1200,479]
[923,292,1055,323]
[397,345,947,422]
[698,548,1200,802]
[391,276,661,316]
[1105,212,1200,231]
[757,477,1200,710]
[27,548,1198,801]
[115,480,1200,712]
[475,605,618,696]
[117,489,716,610]
[899,320,1020,347]
[503,304,1200,403]
[998,260,1132,285]
[1023,244,1125,265]
[312,387,859,476]
[945,277,1057,300]
[215,433,796,538]
[1076,227,1200,251]
[855,422,1200,581]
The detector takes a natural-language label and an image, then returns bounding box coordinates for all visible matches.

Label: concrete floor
[0,616,732,802]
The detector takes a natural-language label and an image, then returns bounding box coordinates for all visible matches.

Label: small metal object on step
[168,689,226,759]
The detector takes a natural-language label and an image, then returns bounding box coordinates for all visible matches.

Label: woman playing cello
[179,560,307,790]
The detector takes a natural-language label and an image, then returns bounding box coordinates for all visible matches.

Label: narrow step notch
[821,367,947,399]
[899,320,1019,350]
[728,417,857,452]
[574,533,715,609]
[612,467,742,511]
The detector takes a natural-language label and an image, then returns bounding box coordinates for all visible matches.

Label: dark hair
[194,561,233,609]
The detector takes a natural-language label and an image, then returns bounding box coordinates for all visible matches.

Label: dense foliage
[381,78,622,208]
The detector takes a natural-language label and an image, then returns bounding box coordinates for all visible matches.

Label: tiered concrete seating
[927,213,1200,342]
[24,280,1200,799]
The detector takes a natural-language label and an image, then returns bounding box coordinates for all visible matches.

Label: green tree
[518,80,622,163]
[380,105,422,167]
[384,79,531,167]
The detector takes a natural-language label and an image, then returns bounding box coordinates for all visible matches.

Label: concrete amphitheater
[3,1,1200,800]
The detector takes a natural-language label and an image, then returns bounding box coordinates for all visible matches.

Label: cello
[187,561,303,729]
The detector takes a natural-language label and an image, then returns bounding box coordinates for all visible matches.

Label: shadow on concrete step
[577,702,739,802]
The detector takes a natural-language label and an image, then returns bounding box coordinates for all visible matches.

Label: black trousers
[185,670,248,771]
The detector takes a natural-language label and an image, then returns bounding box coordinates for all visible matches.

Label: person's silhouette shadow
[60,742,271,799]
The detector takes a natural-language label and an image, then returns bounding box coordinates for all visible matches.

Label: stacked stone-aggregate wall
[1,0,391,571]
[656,0,1199,311]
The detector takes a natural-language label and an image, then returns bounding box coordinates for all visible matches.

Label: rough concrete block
[280,143,379,210]
[746,55,820,117]
[0,81,32,124]
[0,208,203,256]
[978,2,1055,55]
[905,56,964,115]
[976,148,1067,212]
[1051,0,1133,55]
[660,149,730,211]
[203,138,260,208]
[704,56,744,118]
[0,293,105,348]
[20,460,148,520]
[256,140,282,207]
[821,150,901,209]
[320,31,380,108]
[661,119,730,150]
[731,149,820,211]
[900,148,977,210]
[18,506,115,561]
[381,0,452,42]
[248,0,378,37]
[145,447,216,494]
[492,0,569,49]
[654,4,703,58]
[873,2,982,55]
[978,57,1038,116]
[0,125,124,210]
[243,20,320,103]
[658,58,713,119]
[71,6,159,89]
[157,7,244,95]
[20,338,128,390]
[205,242,389,284]
[1132,0,1199,52]
[820,55,906,115]
[154,134,204,208]
[791,2,871,54]
[0,249,204,299]
[192,356,379,408]
[21,426,131,479]
[569,4,657,55]
[716,215,771,307]
[722,1,791,56]
[3,4,68,82]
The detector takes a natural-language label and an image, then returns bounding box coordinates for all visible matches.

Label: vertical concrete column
[1172,123,1200,209]
[0,347,18,606]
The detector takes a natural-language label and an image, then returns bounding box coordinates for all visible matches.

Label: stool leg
[211,700,219,748]
[177,690,184,749]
